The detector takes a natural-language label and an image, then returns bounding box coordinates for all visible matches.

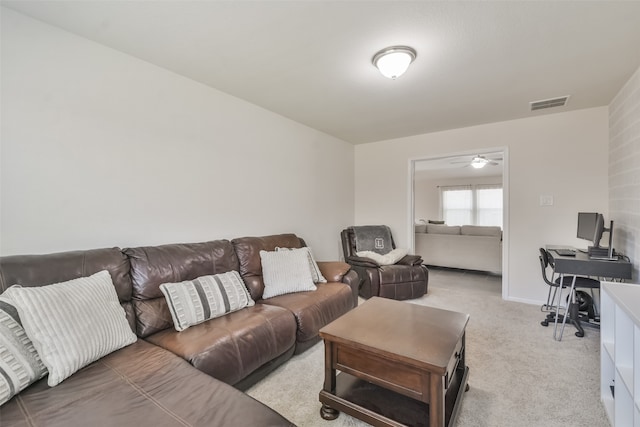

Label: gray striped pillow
[260,249,316,299]
[5,270,137,387]
[0,295,47,406]
[159,271,255,332]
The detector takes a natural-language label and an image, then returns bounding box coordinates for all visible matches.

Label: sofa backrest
[0,248,136,333]
[419,224,502,239]
[460,225,502,238]
[426,224,461,235]
[124,240,240,337]
[231,234,303,301]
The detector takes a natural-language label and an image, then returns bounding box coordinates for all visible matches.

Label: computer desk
[546,246,632,340]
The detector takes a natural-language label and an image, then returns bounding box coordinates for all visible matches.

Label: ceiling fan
[450,154,502,169]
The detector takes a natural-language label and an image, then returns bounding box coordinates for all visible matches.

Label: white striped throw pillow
[159,271,255,332]
[0,294,47,406]
[275,247,327,283]
[260,249,316,299]
[5,270,137,387]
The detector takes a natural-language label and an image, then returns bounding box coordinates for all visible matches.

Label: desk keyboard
[554,249,576,257]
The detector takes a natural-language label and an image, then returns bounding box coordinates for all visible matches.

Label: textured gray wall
[609,65,640,281]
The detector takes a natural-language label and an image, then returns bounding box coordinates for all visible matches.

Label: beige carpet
[246,268,609,427]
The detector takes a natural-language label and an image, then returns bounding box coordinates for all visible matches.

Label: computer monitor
[577,212,598,243]
[578,212,615,259]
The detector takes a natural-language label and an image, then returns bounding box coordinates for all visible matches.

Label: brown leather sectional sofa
[0,233,358,426]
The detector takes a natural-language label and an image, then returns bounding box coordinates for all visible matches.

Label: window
[441,184,502,227]
[442,186,472,226]
[476,185,503,226]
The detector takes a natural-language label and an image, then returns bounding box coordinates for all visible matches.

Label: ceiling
[4,1,640,145]
[415,151,503,180]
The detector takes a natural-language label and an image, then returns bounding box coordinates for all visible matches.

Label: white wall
[355,107,609,303]
[609,64,640,280]
[0,9,354,260]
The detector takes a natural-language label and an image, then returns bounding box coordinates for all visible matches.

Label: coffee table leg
[320,404,339,420]
[320,341,340,420]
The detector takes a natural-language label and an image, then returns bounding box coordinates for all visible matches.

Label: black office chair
[538,248,599,338]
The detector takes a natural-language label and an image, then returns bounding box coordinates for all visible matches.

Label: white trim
[505,296,542,306]
[407,158,416,255]
[501,147,510,301]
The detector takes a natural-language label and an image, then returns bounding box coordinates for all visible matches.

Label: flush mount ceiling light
[372,46,417,79]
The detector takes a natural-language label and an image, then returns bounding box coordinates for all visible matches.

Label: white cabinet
[601,282,640,426]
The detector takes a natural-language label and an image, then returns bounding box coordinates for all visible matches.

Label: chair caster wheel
[541,320,549,327]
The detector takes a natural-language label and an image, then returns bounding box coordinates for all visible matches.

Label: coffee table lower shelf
[319,366,469,427]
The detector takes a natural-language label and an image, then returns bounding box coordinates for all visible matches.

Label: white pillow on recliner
[356,248,409,266]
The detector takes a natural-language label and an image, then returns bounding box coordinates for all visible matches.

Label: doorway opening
[408,148,509,299]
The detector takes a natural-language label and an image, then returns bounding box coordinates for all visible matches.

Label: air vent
[530,96,570,111]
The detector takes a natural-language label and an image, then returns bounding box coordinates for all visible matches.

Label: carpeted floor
[246,267,608,427]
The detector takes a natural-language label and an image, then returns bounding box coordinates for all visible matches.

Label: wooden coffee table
[318,297,469,427]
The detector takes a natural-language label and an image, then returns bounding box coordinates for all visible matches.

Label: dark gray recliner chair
[340,226,428,300]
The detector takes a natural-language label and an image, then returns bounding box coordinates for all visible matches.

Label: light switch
[540,195,554,206]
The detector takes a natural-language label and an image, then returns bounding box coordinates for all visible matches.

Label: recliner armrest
[396,255,423,266]
[345,256,378,268]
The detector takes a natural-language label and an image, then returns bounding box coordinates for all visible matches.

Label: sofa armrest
[317,261,359,307]
[316,261,349,282]
[341,269,360,307]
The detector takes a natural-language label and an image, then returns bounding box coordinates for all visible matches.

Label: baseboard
[504,295,543,306]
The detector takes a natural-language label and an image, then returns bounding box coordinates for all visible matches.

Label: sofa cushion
[260,282,353,350]
[260,249,316,299]
[426,224,461,235]
[0,295,47,406]
[461,225,502,237]
[160,271,255,331]
[414,223,428,233]
[0,340,294,427]
[232,234,303,300]
[5,270,137,386]
[125,240,240,337]
[145,304,296,386]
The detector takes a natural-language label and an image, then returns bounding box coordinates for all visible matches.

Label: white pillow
[0,294,47,406]
[356,248,409,266]
[275,247,327,283]
[5,270,137,387]
[260,249,316,299]
[160,271,255,332]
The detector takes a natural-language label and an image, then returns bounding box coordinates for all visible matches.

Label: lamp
[470,156,489,169]
[372,46,417,79]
